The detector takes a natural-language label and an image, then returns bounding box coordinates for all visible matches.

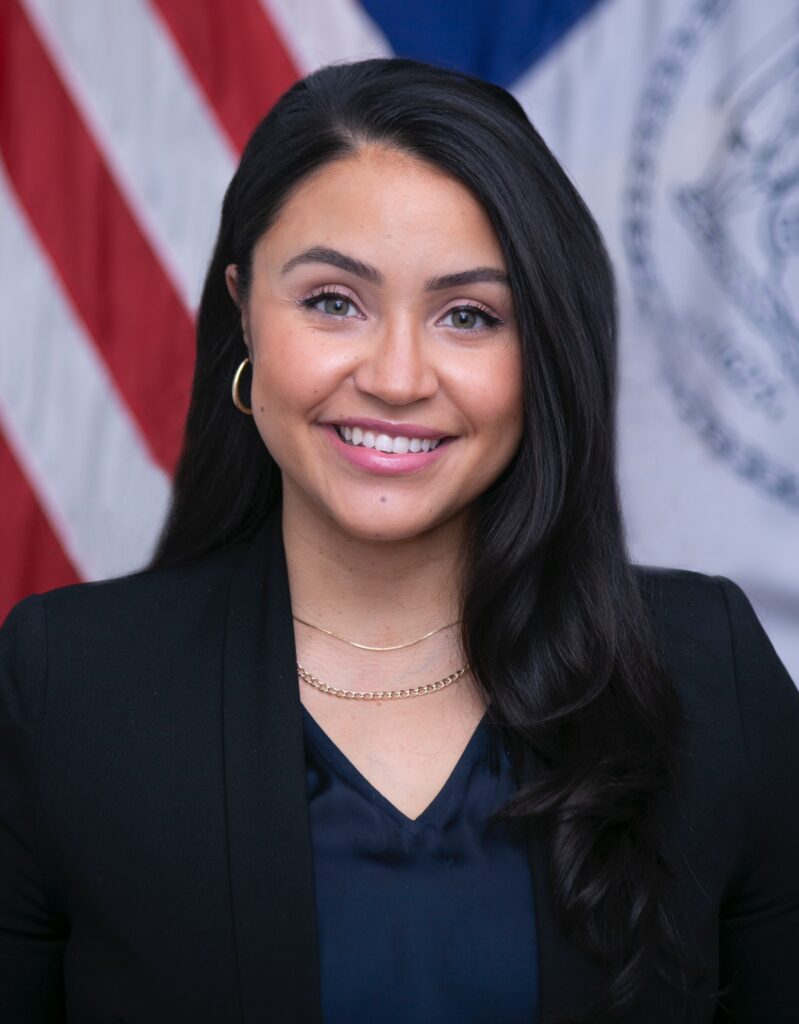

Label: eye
[300,289,361,318]
[439,304,502,331]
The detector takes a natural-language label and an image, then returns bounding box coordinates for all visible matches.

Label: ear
[225,264,240,306]
[225,264,251,354]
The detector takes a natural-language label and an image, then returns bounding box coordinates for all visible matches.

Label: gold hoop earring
[232,358,253,415]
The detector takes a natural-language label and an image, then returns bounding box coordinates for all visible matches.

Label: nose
[352,314,438,406]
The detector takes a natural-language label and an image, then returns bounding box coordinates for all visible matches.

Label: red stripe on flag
[0,0,194,472]
[0,433,80,623]
[152,0,299,152]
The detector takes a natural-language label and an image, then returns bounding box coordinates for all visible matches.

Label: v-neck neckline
[302,706,491,835]
[220,511,614,1021]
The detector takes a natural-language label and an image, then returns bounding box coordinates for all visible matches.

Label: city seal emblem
[623,0,799,511]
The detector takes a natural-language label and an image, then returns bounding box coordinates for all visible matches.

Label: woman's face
[227,146,523,543]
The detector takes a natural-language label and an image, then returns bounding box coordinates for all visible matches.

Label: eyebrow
[281,247,383,284]
[281,246,509,291]
[424,267,509,291]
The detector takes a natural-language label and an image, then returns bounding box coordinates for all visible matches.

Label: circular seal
[623,0,799,511]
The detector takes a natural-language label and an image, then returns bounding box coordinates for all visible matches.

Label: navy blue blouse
[303,707,539,1023]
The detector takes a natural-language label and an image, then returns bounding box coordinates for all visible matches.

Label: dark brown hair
[153,58,685,1019]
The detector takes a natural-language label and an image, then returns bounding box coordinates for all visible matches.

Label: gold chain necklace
[296,661,470,700]
[292,614,461,652]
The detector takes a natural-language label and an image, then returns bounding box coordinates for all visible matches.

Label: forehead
[256,145,506,275]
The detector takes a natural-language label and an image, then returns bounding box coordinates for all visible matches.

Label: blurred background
[1,0,797,679]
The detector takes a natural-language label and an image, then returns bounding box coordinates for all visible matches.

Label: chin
[325,501,459,545]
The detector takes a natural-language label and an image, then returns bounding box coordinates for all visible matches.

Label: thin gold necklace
[292,614,461,652]
[296,661,470,700]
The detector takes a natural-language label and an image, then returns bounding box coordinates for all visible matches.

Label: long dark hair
[153,58,685,1017]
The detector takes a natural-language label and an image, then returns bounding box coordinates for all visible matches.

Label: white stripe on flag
[511,0,647,217]
[0,163,170,580]
[22,0,237,312]
[263,0,392,75]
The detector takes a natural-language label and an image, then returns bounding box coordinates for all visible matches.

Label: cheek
[247,331,351,456]
[247,338,308,453]
[249,316,310,408]
[469,348,524,447]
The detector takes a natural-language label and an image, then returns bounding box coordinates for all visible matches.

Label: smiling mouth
[334,425,445,454]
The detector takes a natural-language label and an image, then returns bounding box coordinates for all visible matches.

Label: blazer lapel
[528,832,609,1022]
[523,740,699,1023]
[222,511,323,1024]
[517,744,609,1023]
[220,511,608,1023]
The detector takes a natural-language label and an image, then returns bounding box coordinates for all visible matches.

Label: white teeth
[335,425,445,454]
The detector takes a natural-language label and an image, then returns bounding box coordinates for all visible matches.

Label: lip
[322,425,453,476]
[321,417,451,441]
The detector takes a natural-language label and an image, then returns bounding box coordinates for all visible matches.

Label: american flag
[2,0,797,677]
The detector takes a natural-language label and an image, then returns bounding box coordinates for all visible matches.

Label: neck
[281,495,467,648]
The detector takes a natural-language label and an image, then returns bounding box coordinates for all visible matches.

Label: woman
[1,58,797,1024]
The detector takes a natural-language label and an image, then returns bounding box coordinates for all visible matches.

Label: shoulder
[636,571,799,1009]
[634,563,737,641]
[7,540,243,621]
[633,565,778,676]
[0,541,250,685]
[634,564,796,713]
[633,565,735,698]
[635,565,798,821]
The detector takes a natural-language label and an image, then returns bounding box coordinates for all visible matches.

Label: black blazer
[1,512,798,1023]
